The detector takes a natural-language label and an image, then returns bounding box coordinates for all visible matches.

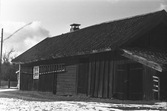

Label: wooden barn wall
[20,73,33,90]
[86,51,127,98]
[39,73,55,92]
[156,71,167,100]
[56,57,77,95]
[88,52,112,98]
[112,60,156,100]
[112,60,143,100]
[20,51,157,100]
[113,60,128,100]
[20,56,78,94]
[56,64,77,95]
[20,65,33,91]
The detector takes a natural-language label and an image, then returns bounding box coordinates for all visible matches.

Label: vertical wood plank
[103,59,109,98]
[20,65,22,90]
[123,61,128,100]
[143,66,155,100]
[75,63,79,95]
[18,64,21,90]
[90,56,96,97]
[109,61,114,98]
[94,56,100,97]
[77,58,89,95]
[98,54,104,98]
[128,63,143,100]
[87,58,92,96]
[53,72,57,94]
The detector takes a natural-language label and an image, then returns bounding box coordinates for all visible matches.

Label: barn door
[128,63,143,100]
[77,58,89,94]
[115,63,128,100]
[115,62,143,100]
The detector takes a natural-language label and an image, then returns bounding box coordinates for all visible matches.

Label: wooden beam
[18,64,21,90]
[109,61,114,98]
[122,49,163,72]
[90,60,95,97]
[94,57,100,97]
[87,60,92,96]
[98,54,104,98]
[103,59,109,98]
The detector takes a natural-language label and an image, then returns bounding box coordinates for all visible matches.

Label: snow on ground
[0,98,121,111]
[0,98,166,111]
[0,89,166,111]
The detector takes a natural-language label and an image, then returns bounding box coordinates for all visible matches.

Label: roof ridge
[101,10,165,24]
[50,10,165,38]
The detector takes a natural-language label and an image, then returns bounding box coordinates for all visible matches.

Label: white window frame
[33,66,39,79]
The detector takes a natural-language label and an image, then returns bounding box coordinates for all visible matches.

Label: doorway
[115,62,143,100]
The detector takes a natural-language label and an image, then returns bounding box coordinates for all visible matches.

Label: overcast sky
[0,0,167,56]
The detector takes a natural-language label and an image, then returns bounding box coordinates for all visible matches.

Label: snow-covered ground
[0,98,120,111]
[0,89,166,111]
[0,98,166,111]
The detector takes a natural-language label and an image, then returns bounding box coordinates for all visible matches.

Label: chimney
[70,23,80,32]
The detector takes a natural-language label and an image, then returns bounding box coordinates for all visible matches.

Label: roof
[121,47,167,72]
[122,48,167,65]
[12,10,167,63]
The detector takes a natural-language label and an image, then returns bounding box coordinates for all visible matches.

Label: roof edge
[12,47,113,64]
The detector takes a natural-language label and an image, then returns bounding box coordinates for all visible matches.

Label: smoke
[1,21,50,56]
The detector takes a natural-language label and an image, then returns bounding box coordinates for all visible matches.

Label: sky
[0,0,167,56]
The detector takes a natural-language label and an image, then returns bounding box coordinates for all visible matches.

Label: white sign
[33,66,39,79]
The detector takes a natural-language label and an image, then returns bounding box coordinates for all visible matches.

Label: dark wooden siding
[113,60,143,100]
[87,52,115,98]
[20,65,33,91]
[19,56,77,94]
[77,58,89,94]
[39,73,55,92]
[114,60,128,100]
[20,73,33,90]
[56,65,77,95]
[20,51,159,101]
[156,71,167,100]
[128,63,143,100]
[143,66,155,100]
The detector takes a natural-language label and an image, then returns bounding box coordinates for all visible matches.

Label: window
[39,63,65,75]
[33,66,39,79]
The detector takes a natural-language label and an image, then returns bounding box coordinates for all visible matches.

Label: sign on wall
[33,66,39,79]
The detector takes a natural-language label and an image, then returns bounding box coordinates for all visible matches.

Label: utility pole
[0,22,32,88]
[0,28,3,86]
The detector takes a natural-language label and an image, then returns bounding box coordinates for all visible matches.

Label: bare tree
[2,48,15,63]
[1,49,17,88]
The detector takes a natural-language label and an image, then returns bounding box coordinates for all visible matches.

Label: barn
[12,10,167,101]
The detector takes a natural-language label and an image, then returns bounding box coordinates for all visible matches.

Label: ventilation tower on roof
[70,23,80,32]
